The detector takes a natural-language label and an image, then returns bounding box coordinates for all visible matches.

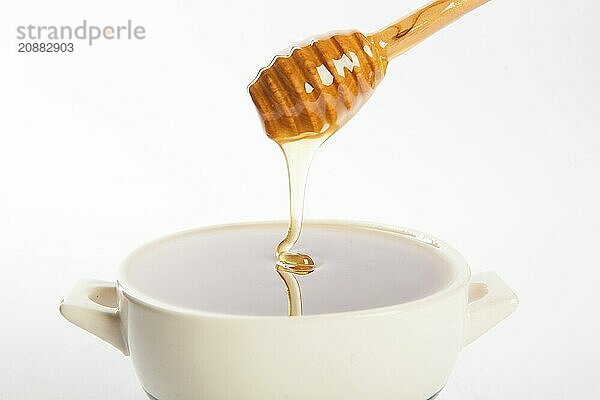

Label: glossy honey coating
[249,0,491,144]
[248,31,388,144]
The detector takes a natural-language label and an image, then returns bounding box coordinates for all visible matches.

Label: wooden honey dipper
[249,0,492,143]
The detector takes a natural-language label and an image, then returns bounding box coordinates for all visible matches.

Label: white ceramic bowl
[60,221,518,400]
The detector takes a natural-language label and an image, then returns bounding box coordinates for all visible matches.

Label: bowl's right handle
[463,271,519,347]
[59,279,129,355]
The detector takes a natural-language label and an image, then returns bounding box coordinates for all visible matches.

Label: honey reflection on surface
[276,268,305,316]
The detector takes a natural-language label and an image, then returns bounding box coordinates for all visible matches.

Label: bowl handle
[59,279,129,355]
[463,271,518,347]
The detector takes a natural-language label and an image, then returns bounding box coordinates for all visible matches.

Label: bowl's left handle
[59,279,129,355]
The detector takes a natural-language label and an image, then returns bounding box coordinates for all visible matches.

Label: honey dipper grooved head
[248,31,388,143]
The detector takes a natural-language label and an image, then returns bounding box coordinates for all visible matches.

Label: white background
[1,0,599,398]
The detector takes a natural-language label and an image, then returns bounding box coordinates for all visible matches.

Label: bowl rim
[117,219,471,320]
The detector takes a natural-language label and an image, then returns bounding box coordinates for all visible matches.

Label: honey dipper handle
[368,0,491,60]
